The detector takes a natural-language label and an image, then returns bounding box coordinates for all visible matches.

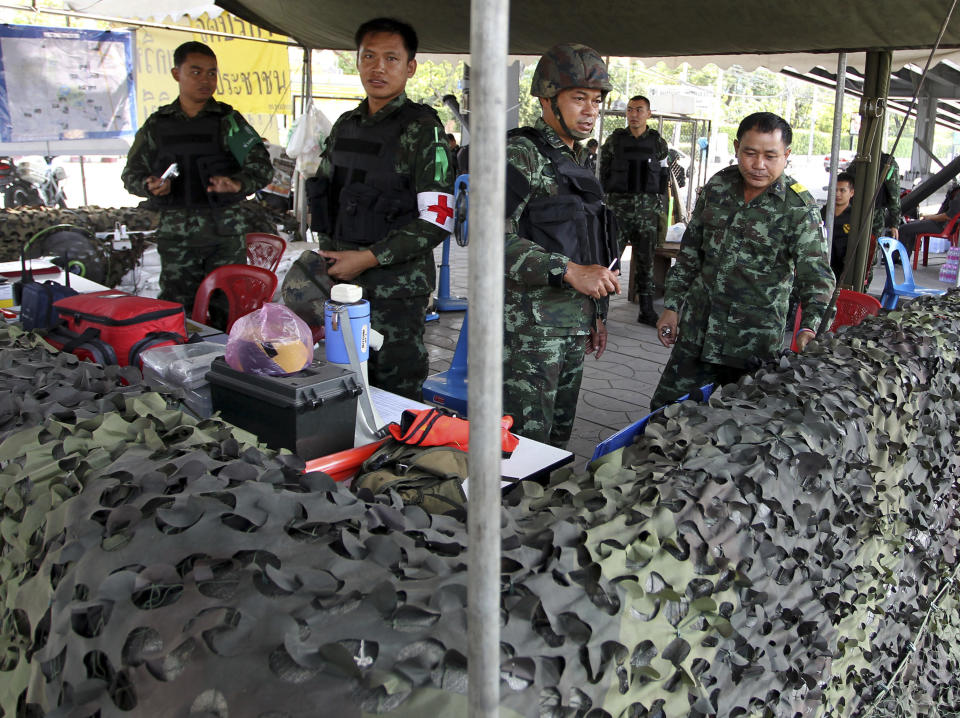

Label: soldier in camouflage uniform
[122,41,272,316]
[503,44,620,448]
[861,152,903,288]
[873,152,902,240]
[303,18,454,401]
[651,112,835,409]
[600,95,669,325]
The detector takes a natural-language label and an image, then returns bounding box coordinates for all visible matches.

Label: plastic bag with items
[224,302,314,376]
[285,101,330,178]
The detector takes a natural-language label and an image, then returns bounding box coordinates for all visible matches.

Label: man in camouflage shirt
[873,152,902,240]
[122,41,272,314]
[651,112,835,409]
[503,44,620,448]
[600,95,669,325]
[303,17,454,400]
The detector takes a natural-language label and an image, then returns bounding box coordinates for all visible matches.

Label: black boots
[637,294,658,326]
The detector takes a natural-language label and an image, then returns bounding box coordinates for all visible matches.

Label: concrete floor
[411,239,954,467]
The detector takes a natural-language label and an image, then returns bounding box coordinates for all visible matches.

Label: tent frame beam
[0,2,298,45]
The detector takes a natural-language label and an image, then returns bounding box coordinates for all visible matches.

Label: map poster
[0,25,136,143]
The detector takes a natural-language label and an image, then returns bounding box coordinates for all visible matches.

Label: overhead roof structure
[211,0,960,57]
[782,61,960,134]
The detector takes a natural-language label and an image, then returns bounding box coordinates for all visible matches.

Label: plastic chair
[789,289,882,351]
[912,212,960,270]
[192,264,278,332]
[246,233,286,273]
[590,384,715,462]
[421,313,468,415]
[877,237,947,310]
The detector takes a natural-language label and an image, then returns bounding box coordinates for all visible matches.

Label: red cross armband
[418,191,456,233]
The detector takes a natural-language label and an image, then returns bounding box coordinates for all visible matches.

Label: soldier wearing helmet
[501,43,621,449]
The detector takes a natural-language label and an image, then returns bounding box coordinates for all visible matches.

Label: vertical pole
[79,155,89,206]
[297,46,311,242]
[847,51,891,291]
[595,55,612,178]
[467,0,507,716]
[824,52,848,260]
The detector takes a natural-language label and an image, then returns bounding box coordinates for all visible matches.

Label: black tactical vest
[509,127,618,270]
[603,128,667,195]
[324,102,436,245]
[153,115,242,209]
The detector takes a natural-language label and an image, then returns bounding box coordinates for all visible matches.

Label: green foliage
[519,63,541,127]
[332,53,465,130]
[333,50,355,75]
[405,60,465,129]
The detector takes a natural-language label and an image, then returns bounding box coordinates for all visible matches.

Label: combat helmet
[530,43,612,99]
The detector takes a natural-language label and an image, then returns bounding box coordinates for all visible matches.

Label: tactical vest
[152,114,242,209]
[508,127,618,269]
[318,102,435,245]
[603,129,668,195]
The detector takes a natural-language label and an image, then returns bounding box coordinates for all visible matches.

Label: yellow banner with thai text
[134,12,291,122]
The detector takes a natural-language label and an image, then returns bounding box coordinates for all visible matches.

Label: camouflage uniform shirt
[121,98,272,242]
[664,165,835,367]
[873,153,902,235]
[313,93,454,300]
[505,118,596,337]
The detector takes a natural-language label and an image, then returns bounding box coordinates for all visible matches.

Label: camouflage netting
[1,292,959,717]
[0,200,300,287]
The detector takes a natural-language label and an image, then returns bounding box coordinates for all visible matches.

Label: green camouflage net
[0,291,959,717]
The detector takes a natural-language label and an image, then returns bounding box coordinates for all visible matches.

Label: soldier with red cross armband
[306,17,455,400]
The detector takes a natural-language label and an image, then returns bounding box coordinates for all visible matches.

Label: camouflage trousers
[609,194,662,298]
[502,330,587,449]
[369,295,430,401]
[155,210,246,313]
[649,341,747,411]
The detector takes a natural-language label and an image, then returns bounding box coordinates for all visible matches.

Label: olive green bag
[351,440,468,515]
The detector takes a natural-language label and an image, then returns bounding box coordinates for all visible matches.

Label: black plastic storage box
[207,356,361,459]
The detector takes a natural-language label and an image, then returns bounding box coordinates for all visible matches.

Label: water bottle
[324,283,369,370]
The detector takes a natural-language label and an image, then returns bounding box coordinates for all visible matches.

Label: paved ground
[405,239,954,467]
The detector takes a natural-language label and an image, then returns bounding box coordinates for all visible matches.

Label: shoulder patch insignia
[790,182,807,193]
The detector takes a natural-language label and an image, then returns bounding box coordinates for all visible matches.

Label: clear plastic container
[140,342,225,389]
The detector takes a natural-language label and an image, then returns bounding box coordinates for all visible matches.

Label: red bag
[388,407,520,456]
[52,290,186,367]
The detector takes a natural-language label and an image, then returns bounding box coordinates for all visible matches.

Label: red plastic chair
[912,212,960,270]
[192,264,278,332]
[246,233,286,273]
[790,289,882,351]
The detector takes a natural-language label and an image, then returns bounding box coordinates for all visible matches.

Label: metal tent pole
[467,0,507,714]
[297,47,311,241]
[848,51,891,291]
[824,52,848,260]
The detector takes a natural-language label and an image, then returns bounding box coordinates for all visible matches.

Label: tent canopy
[213,0,960,57]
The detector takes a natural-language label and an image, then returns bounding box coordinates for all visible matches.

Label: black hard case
[207,357,361,460]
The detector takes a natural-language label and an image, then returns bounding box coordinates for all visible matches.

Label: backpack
[351,439,468,516]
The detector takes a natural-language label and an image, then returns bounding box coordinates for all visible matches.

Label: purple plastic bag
[224,302,314,376]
